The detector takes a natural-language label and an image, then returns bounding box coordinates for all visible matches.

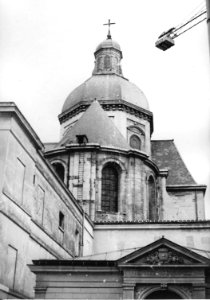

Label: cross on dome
[103,19,116,39]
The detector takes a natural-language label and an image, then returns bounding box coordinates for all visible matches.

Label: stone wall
[165,190,205,220]
[30,250,210,299]
[31,264,123,299]
[47,148,158,222]
[93,222,210,257]
[0,105,93,298]
[47,146,205,223]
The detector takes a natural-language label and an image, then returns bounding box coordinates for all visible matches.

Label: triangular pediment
[118,237,210,266]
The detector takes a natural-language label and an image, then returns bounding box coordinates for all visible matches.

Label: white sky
[0,0,210,217]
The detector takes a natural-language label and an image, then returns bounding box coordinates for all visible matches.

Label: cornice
[44,143,160,175]
[0,102,43,150]
[94,219,210,227]
[166,185,207,191]
[31,260,117,267]
[159,169,169,177]
[58,100,154,134]
[118,263,210,268]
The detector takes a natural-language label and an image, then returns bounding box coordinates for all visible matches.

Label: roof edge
[94,219,210,225]
[166,184,206,191]
[58,99,153,122]
[151,139,174,142]
[0,102,44,150]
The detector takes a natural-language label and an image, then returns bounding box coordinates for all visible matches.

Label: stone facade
[46,35,206,226]
[93,221,210,255]
[46,147,160,222]
[45,101,206,223]
[30,238,210,299]
[1,32,210,300]
[0,103,93,299]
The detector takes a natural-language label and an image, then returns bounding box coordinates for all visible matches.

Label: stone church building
[1,29,210,299]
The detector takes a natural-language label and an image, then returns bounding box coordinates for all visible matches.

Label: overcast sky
[0,0,210,217]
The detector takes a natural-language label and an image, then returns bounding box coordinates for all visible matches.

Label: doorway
[145,289,182,299]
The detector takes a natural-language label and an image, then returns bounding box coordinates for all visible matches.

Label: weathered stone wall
[48,149,158,222]
[0,111,93,298]
[83,217,94,256]
[165,190,205,220]
[93,222,210,257]
[31,254,209,299]
[32,266,123,299]
[48,143,204,223]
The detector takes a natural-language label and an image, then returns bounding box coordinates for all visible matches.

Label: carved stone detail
[59,102,153,132]
[145,247,184,265]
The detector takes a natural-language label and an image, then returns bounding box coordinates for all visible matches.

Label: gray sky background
[0,0,210,217]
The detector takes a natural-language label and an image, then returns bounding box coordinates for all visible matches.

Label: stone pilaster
[122,283,135,300]
[192,283,206,299]
[34,287,47,299]
[159,169,168,220]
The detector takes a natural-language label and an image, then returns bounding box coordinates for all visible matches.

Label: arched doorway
[145,289,182,299]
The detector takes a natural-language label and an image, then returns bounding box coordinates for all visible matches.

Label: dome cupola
[59,21,153,141]
[92,38,123,77]
[92,19,123,76]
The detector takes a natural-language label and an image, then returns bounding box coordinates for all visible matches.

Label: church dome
[95,38,121,53]
[61,34,150,114]
[62,74,149,113]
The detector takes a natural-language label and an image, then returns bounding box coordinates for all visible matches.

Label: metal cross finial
[103,19,116,39]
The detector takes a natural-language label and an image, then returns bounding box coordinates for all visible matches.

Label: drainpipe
[80,209,85,257]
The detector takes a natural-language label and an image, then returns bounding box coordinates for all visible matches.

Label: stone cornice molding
[166,185,206,191]
[0,102,43,150]
[44,143,160,175]
[159,169,169,178]
[94,220,210,227]
[118,263,210,268]
[30,260,118,268]
[58,100,154,133]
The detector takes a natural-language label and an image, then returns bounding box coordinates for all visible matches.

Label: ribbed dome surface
[95,39,121,52]
[62,74,149,113]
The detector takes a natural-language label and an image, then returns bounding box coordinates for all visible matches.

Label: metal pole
[206,0,210,50]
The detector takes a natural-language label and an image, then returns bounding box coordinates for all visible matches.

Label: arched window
[148,176,156,220]
[104,55,111,70]
[52,162,65,182]
[130,134,141,150]
[97,56,102,72]
[101,164,118,212]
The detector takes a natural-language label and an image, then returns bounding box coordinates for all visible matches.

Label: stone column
[122,283,135,300]
[34,287,47,299]
[89,151,97,220]
[118,170,126,214]
[126,157,135,220]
